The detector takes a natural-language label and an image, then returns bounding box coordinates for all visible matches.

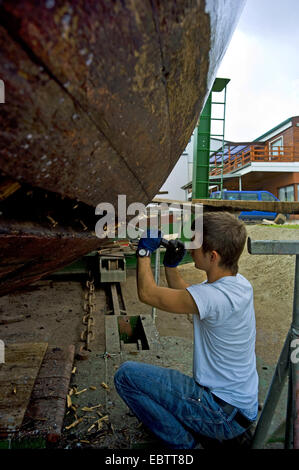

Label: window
[261,192,277,201]
[270,137,283,156]
[225,192,241,200]
[240,193,258,201]
[279,185,294,201]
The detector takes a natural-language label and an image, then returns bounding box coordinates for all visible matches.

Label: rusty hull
[0,0,244,294]
[0,0,213,206]
[0,220,103,297]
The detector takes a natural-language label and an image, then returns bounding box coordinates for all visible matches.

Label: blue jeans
[114,361,255,449]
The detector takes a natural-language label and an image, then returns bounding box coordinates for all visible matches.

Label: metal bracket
[249,238,299,449]
[248,237,299,255]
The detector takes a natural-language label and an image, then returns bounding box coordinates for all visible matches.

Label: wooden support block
[192,198,299,215]
[21,344,75,442]
[0,342,48,434]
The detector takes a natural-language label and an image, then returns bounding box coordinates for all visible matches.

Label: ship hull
[0,0,245,295]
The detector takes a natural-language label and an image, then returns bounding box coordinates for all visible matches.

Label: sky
[216,0,299,142]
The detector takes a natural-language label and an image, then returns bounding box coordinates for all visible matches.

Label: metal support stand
[152,210,161,323]
[248,238,299,449]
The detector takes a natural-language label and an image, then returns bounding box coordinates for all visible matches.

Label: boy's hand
[137,229,162,255]
[163,239,186,268]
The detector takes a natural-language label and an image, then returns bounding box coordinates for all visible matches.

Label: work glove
[137,229,162,255]
[163,239,186,268]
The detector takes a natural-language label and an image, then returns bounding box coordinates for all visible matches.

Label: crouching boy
[114,211,258,449]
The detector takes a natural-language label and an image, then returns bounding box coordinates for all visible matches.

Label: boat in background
[0,0,245,295]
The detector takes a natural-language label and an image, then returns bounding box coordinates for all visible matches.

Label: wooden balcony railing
[210,145,299,176]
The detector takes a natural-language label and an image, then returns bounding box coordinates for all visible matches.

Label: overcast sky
[216,0,299,142]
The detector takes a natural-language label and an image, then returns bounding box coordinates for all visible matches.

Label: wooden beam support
[0,343,48,435]
[153,197,299,215]
[192,199,299,215]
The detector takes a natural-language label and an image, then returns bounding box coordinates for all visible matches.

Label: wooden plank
[105,316,120,354]
[0,178,21,201]
[153,197,299,215]
[110,284,121,316]
[0,314,24,325]
[192,199,299,214]
[0,343,48,434]
[153,197,193,206]
[22,345,75,443]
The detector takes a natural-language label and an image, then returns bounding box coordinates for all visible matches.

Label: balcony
[210,145,299,176]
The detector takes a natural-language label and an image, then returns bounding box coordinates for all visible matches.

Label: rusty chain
[79,271,95,358]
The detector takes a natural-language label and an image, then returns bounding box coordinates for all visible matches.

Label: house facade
[209,116,299,204]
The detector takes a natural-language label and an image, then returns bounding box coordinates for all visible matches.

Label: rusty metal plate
[0,220,103,296]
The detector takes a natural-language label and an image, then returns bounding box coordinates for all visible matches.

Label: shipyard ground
[1,224,298,449]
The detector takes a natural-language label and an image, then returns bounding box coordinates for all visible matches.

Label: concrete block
[99,256,126,283]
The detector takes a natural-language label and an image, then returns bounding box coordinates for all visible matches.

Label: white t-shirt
[187,273,259,410]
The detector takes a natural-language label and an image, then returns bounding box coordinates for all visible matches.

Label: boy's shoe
[221,427,253,448]
[196,426,254,449]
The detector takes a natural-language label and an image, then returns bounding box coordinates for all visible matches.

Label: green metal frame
[192,93,212,199]
[192,78,230,199]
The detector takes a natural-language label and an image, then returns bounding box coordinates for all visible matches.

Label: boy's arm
[165,266,191,290]
[137,257,199,315]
